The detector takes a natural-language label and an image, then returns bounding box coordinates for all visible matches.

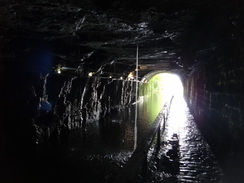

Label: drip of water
[88,77,102,121]
[36,68,139,142]
[55,76,77,129]
[120,80,125,106]
[42,73,49,98]
[128,81,133,104]
[99,84,107,117]
[39,73,52,112]
[80,77,90,109]
[134,45,139,151]
[121,80,134,106]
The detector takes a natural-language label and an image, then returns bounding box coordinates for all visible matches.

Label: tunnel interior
[139,72,183,98]
[1,0,244,182]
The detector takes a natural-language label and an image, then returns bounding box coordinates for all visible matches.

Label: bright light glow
[128,72,134,80]
[159,73,183,99]
[55,65,62,74]
[57,68,61,74]
[88,72,93,77]
[153,73,187,145]
[165,96,187,137]
[120,76,123,80]
[140,73,183,100]
[139,73,184,124]
[109,75,112,79]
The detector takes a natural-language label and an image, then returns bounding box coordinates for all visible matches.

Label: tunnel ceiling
[1,0,243,79]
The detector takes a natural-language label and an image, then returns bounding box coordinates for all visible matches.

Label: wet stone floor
[146,96,224,183]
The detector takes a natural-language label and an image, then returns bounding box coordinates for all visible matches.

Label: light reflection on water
[136,92,167,148]
[164,95,188,140]
[139,93,166,123]
[147,95,223,183]
[64,92,167,159]
[35,92,223,183]
[34,92,167,183]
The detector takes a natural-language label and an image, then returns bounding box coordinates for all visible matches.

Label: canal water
[146,95,224,183]
[1,92,223,183]
[31,92,167,183]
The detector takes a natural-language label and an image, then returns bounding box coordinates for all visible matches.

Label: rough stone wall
[184,39,244,182]
[0,49,136,156]
[181,1,244,181]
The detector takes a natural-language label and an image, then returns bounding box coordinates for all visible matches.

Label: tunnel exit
[140,73,183,99]
[137,73,184,123]
[116,71,223,182]
[138,74,223,183]
[133,73,184,152]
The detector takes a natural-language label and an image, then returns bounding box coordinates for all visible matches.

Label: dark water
[33,92,166,183]
[147,96,223,183]
[1,93,223,183]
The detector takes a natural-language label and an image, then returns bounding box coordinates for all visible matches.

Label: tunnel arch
[140,70,167,82]
[139,70,184,98]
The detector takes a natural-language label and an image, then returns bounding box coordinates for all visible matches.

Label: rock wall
[184,30,244,183]
[180,1,244,181]
[0,52,136,158]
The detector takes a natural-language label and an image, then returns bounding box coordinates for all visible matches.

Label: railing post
[114,98,175,183]
[156,123,161,153]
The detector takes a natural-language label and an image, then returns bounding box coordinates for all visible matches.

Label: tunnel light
[128,72,134,80]
[120,76,123,80]
[57,68,61,74]
[55,65,62,74]
[109,75,112,79]
[88,72,93,77]
[154,73,183,100]
[55,65,79,74]
[142,73,183,99]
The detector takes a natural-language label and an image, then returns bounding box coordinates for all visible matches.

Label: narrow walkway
[147,96,223,182]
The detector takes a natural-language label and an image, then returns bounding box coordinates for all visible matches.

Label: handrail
[114,96,174,183]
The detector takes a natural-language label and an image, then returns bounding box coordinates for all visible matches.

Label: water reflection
[164,95,187,140]
[147,95,223,183]
[136,92,167,148]
[139,93,165,123]
[66,92,167,157]
[33,81,224,183]
[32,91,169,183]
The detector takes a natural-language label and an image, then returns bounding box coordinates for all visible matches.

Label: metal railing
[114,96,174,183]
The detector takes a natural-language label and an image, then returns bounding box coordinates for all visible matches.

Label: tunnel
[0,0,244,183]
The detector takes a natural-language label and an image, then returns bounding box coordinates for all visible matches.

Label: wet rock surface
[1,0,244,182]
[146,97,223,182]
